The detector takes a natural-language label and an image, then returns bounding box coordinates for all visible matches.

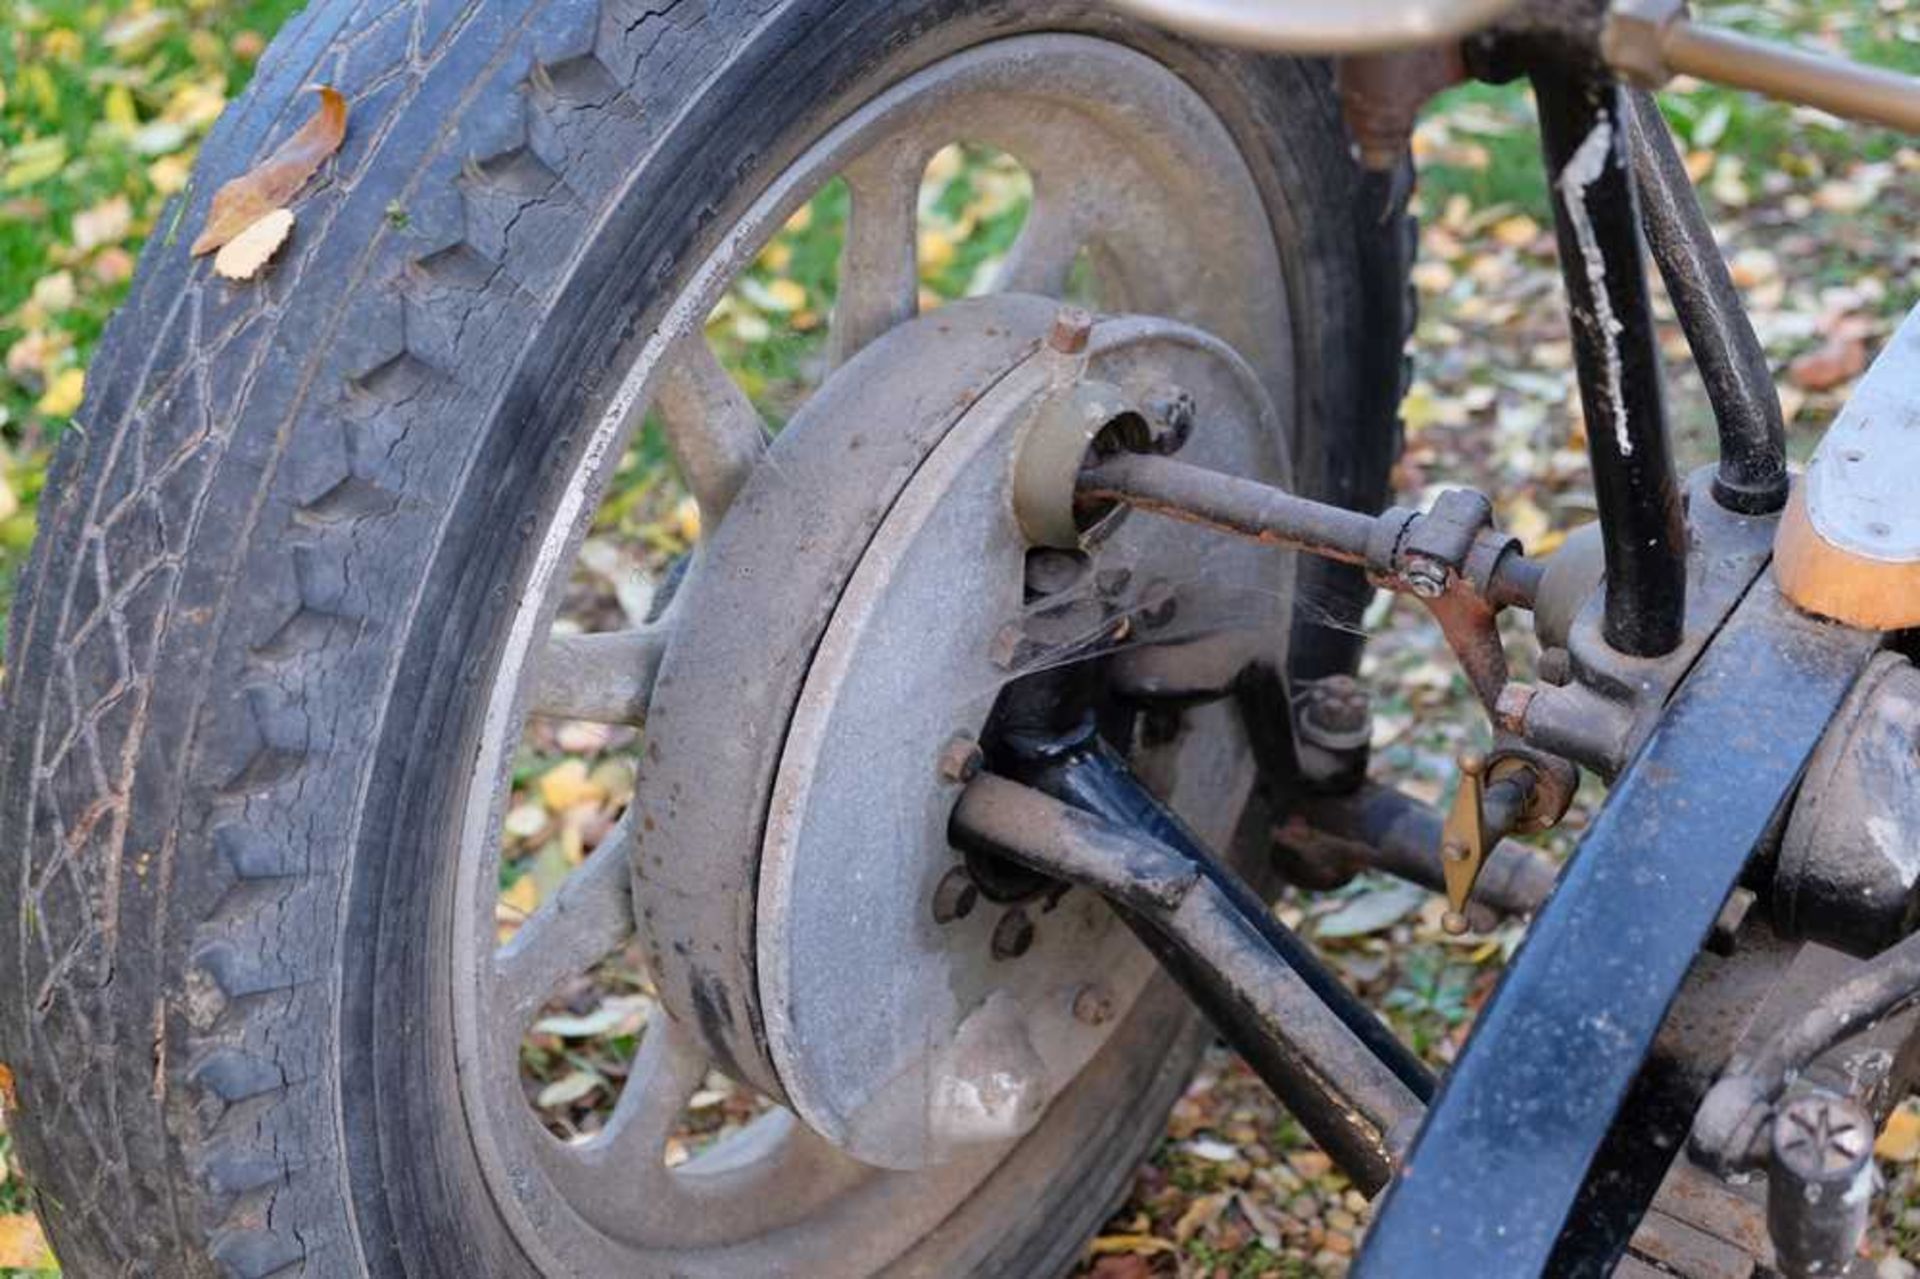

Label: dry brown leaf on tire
[213,208,296,281]
[191,85,346,257]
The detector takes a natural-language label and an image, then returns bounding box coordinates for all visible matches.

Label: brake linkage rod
[1077,451,1540,716]
[1078,451,1543,611]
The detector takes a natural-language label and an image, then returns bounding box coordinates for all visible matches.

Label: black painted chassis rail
[953,580,1879,1271]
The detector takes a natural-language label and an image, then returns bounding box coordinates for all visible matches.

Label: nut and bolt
[991,907,1036,960]
[1494,683,1537,735]
[1403,556,1450,600]
[1047,306,1094,356]
[1299,675,1372,743]
[931,867,980,924]
[937,733,985,784]
[1071,984,1116,1027]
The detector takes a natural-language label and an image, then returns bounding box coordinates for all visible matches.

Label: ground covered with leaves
[1,0,1918,1274]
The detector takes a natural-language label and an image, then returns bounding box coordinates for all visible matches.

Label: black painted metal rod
[950,772,1429,1193]
[1624,89,1789,516]
[1534,74,1689,658]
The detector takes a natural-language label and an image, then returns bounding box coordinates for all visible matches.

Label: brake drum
[634,294,1293,1169]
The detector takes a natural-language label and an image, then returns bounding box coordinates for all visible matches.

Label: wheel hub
[637,294,1295,1167]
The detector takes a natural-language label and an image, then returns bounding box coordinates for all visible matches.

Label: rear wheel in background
[0,1,1411,1274]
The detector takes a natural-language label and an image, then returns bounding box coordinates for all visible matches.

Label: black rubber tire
[0,2,1410,1275]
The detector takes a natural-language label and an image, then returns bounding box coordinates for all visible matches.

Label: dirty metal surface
[629,31,1294,1104]
[1776,652,1920,956]
[1356,579,1881,1277]
[759,315,1291,1168]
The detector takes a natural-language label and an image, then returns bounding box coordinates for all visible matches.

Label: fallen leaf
[0,1214,52,1270]
[499,873,540,919]
[192,86,346,256]
[1086,1256,1151,1279]
[1316,881,1430,939]
[2,138,69,193]
[0,1060,15,1112]
[35,368,85,419]
[213,207,295,281]
[1184,1137,1240,1162]
[535,1068,604,1109]
[72,194,133,253]
[29,271,75,315]
[538,759,606,811]
[1174,1191,1229,1242]
[1787,334,1867,392]
[1876,1103,1920,1162]
[1087,1233,1176,1257]
[1490,214,1539,250]
[532,995,651,1040]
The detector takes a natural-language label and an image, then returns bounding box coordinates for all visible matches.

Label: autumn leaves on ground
[1,0,1918,1275]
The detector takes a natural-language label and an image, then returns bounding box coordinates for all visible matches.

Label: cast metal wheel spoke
[994,194,1083,297]
[827,147,923,369]
[527,626,668,725]
[655,338,769,522]
[589,1012,713,1174]
[495,820,637,1029]
[544,1014,873,1243]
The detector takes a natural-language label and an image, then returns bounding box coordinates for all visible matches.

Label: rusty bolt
[1403,557,1449,600]
[1072,984,1115,1027]
[1494,683,1536,735]
[931,867,980,925]
[937,733,984,784]
[1047,306,1094,355]
[991,908,1035,960]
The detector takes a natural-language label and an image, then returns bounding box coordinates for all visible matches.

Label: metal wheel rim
[449,31,1295,1275]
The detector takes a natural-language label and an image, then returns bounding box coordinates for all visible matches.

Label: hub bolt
[1047,306,1094,355]
[991,907,1036,960]
[931,867,980,924]
[937,733,985,784]
[1072,984,1115,1026]
[1404,556,1449,599]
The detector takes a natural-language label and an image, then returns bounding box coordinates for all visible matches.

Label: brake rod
[1076,452,1545,610]
[950,770,1429,1193]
